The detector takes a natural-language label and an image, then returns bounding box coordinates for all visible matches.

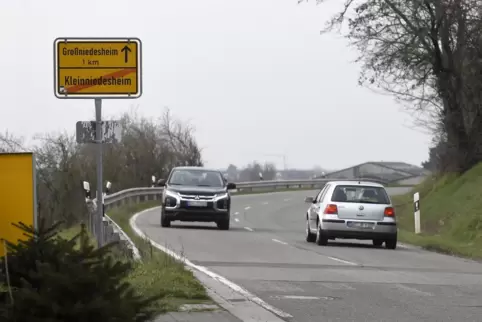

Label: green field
[393,163,482,259]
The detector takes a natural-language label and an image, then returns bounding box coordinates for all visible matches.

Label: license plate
[347,222,374,229]
[188,200,207,207]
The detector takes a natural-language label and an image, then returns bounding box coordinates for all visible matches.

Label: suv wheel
[217,216,230,230]
[372,239,383,247]
[160,209,171,228]
[315,222,328,246]
[306,220,316,242]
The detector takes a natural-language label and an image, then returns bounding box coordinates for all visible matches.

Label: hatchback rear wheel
[315,222,328,246]
[385,235,397,250]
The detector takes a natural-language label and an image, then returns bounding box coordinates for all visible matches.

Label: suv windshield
[168,169,224,187]
[331,185,390,204]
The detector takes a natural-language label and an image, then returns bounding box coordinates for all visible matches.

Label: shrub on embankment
[393,163,482,258]
[0,221,159,322]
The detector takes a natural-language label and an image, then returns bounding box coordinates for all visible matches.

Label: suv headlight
[165,189,179,198]
[214,192,228,200]
[164,190,179,207]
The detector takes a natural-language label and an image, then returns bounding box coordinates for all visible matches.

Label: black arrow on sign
[121,45,132,63]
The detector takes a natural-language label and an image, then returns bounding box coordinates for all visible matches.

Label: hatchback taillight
[384,207,395,217]
[324,204,338,215]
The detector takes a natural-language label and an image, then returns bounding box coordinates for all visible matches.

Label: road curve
[136,188,482,322]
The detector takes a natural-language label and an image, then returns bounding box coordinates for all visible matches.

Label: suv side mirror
[156,179,166,187]
[227,182,236,190]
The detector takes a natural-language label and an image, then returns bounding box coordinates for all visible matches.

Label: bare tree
[0,131,24,153]
[304,0,482,173]
[2,107,203,227]
[238,161,278,181]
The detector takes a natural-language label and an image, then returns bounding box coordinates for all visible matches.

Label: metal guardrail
[102,177,387,208]
[93,177,390,260]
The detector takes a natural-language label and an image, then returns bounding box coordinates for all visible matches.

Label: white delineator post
[413,192,421,234]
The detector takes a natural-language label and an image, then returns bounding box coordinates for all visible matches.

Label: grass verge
[106,201,213,313]
[393,163,482,259]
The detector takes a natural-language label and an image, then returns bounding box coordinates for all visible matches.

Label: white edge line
[327,256,357,266]
[272,239,288,245]
[244,227,254,232]
[129,207,292,319]
[104,214,141,260]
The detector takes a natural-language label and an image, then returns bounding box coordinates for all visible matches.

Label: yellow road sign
[53,37,142,99]
[0,153,37,257]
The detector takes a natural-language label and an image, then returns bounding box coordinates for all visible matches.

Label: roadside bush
[0,221,159,322]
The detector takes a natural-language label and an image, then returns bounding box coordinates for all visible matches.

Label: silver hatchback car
[304,181,397,249]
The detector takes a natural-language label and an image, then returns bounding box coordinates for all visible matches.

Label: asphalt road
[136,188,482,322]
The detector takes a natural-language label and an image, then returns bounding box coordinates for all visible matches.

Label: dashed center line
[234,211,239,215]
[262,201,269,205]
[244,206,251,210]
[272,239,288,245]
[234,218,240,222]
[283,198,291,202]
[327,256,357,266]
[244,227,254,232]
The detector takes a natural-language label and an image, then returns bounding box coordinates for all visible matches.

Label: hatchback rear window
[331,185,390,204]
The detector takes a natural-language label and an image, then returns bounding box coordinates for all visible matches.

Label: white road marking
[321,283,355,290]
[130,208,293,319]
[272,239,288,245]
[234,212,239,216]
[234,218,240,222]
[244,227,254,232]
[327,256,357,266]
[395,284,433,296]
[244,206,251,210]
[283,198,291,202]
[262,201,269,205]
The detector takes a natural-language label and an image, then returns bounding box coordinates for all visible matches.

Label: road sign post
[95,98,104,248]
[54,37,142,247]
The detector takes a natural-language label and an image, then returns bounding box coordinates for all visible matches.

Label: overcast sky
[0,0,431,170]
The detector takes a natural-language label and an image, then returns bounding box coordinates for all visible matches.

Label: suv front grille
[179,194,213,201]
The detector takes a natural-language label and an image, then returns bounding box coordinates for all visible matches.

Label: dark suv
[156,166,237,230]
